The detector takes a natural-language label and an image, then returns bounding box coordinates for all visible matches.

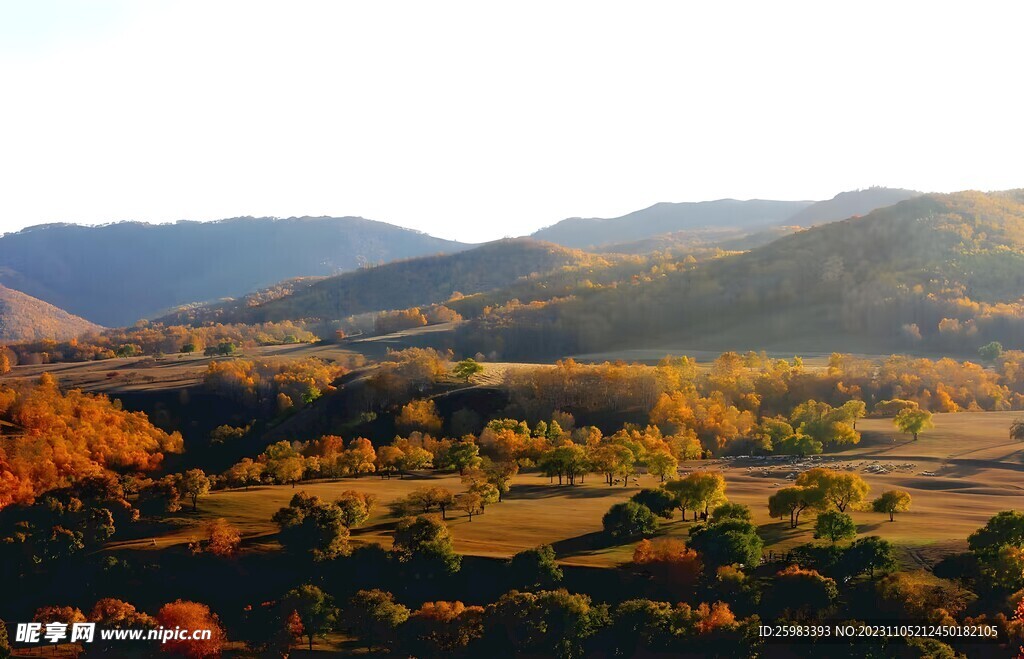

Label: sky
[1,1,1022,243]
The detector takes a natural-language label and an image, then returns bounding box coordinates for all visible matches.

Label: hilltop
[158,238,605,325]
[0,216,469,326]
[530,188,918,250]
[0,284,100,342]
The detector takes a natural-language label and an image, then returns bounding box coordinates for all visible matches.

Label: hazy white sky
[1,1,1022,243]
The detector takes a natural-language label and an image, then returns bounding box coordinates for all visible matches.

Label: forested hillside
[0,217,468,326]
[161,239,606,325]
[0,285,100,342]
[457,190,1024,358]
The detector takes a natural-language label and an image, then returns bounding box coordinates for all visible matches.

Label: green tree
[452,358,484,381]
[602,501,657,539]
[630,489,676,519]
[341,590,410,650]
[843,536,897,579]
[272,492,350,561]
[894,408,933,441]
[283,584,338,652]
[335,491,375,528]
[768,486,825,528]
[978,341,1004,362]
[872,490,912,522]
[443,440,482,475]
[688,517,763,568]
[393,515,462,575]
[814,511,857,544]
[508,545,564,589]
[485,590,609,659]
[1010,418,1024,440]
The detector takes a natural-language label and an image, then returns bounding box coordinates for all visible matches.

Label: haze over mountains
[0,186,936,342]
[0,285,99,342]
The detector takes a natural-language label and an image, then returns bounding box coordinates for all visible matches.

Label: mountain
[0,285,100,342]
[530,199,812,249]
[785,187,920,226]
[0,217,469,326]
[158,238,601,325]
[458,190,1024,358]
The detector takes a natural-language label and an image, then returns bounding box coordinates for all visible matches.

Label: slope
[0,285,101,342]
[785,187,920,226]
[0,217,469,326]
[160,238,605,325]
[457,190,1024,358]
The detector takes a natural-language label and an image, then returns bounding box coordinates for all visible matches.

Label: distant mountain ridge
[530,187,920,249]
[0,285,100,342]
[0,217,470,326]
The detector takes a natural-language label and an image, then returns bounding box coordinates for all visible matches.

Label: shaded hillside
[0,217,468,326]
[786,187,920,226]
[0,285,100,342]
[530,199,811,248]
[161,239,605,325]
[595,225,802,255]
[457,190,1024,358]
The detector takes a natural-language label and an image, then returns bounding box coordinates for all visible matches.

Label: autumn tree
[1011,418,1024,441]
[397,399,443,435]
[796,468,870,513]
[178,469,211,512]
[401,601,485,656]
[283,584,338,652]
[224,458,264,490]
[156,600,227,658]
[632,538,702,591]
[203,518,241,557]
[814,511,857,544]
[872,490,912,522]
[457,492,483,521]
[894,407,934,441]
[335,490,375,528]
[768,486,824,528]
[765,566,837,621]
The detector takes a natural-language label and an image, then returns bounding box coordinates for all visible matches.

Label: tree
[397,399,443,435]
[452,358,484,381]
[979,341,1004,362]
[482,458,518,502]
[508,545,563,589]
[843,536,897,579]
[335,490,375,528]
[814,511,857,544]
[177,469,211,512]
[342,590,410,650]
[894,408,934,441]
[872,490,912,522]
[645,450,678,482]
[272,492,350,561]
[443,440,482,475]
[688,518,763,568]
[406,486,457,520]
[602,501,657,539]
[796,468,870,513]
[0,617,9,659]
[402,601,485,656]
[631,489,676,519]
[631,539,703,591]
[458,492,483,521]
[690,471,728,517]
[712,502,753,524]
[225,458,264,490]
[485,589,608,659]
[283,584,338,652]
[840,400,867,430]
[766,566,837,621]
[156,600,227,658]
[393,514,462,575]
[768,486,824,528]
[1010,418,1024,441]
[774,433,822,456]
[204,518,241,557]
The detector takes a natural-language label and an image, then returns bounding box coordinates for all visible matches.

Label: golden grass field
[107,411,1024,569]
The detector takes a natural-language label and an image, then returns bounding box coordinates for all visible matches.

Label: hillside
[0,284,100,342]
[159,238,604,325]
[457,190,1024,358]
[0,217,469,326]
[530,199,812,248]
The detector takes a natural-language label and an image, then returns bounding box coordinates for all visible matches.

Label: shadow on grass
[550,530,620,557]
[508,483,637,500]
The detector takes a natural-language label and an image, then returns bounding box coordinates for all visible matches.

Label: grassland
[108,411,1024,570]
